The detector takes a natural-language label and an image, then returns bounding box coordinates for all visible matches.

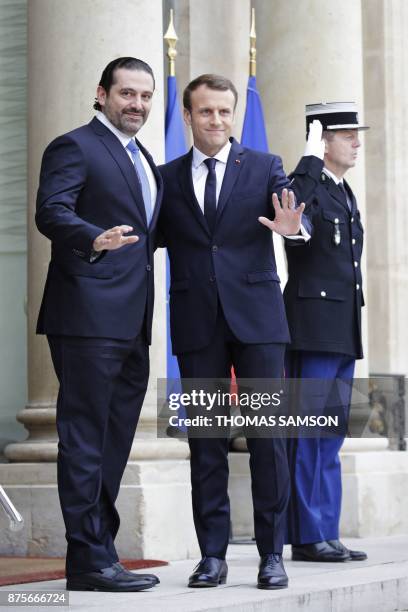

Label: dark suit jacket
[36,117,163,342]
[284,158,364,358]
[159,139,323,354]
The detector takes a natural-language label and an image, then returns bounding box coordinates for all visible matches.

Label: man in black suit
[159,74,324,589]
[284,102,368,563]
[36,57,163,591]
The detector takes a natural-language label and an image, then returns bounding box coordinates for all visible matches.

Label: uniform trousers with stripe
[285,350,355,545]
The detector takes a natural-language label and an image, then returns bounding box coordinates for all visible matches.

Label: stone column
[189,0,250,136]
[362,0,408,375]
[1,0,196,561]
[164,0,250,143]
[0,0,28,452]
[253,0,369,371]
[4,0,183,463]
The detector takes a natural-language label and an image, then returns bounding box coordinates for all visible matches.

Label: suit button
[320,291,326,297]
[351,217,354,223]
[146,264,152,271]
[356,283,360,290]
[209,276,215,282]
[352,238,356,245]
[212,245,218,252]
[334,218,339,224]
[354,261,358,268]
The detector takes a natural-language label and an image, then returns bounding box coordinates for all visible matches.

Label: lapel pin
[321,173,326,181]
[235,159,241,164]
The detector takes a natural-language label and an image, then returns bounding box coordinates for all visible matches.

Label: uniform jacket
[36,117,163,342]
[284,157,364,358]
[159,139,323,354]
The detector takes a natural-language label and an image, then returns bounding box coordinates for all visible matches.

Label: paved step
[1,536,407,611]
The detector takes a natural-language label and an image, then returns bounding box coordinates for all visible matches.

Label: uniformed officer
[284,102,369,562]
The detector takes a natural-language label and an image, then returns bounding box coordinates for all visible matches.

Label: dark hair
[183,74,238,112]
[93,57,155,111]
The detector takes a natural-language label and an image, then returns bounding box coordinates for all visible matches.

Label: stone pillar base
[0,459,199,561]
[340,450,408,537]
[228,450,408,539]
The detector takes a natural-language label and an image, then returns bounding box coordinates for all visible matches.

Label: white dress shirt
[191,141,231,211]
[95,111,157,211]
[322,167,343,186]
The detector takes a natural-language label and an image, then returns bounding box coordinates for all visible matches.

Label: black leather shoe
[257,553,288,590]
[66,563,158,591]
[327,539,367,561]
[188,557,228,587]
[113,562,160,583]
[292,541,350,562]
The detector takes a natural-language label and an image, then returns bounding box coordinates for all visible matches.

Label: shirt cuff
[284,224,311,242]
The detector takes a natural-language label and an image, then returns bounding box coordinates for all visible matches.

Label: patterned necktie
[338,182,351,211]
[126,139,153,225]
[203,157,217,233]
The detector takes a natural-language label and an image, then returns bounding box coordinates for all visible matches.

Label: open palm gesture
[258,188,305,236]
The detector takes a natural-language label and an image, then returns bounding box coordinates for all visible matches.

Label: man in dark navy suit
[36,57,163,591]
[284,102,368,563]
[159,74,324,589]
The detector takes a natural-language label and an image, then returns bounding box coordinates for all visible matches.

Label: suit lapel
[216,139,244,223]
[90,118,148,228]
[179,150,211,236]
[176,139,245,235]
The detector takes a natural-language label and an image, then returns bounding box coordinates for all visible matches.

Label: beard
[105,105,145,136]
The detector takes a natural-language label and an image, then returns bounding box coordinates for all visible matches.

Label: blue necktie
[126,140,153,225]
[203,157,217,233]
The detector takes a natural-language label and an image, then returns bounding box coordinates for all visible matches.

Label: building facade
[0,0,407,557]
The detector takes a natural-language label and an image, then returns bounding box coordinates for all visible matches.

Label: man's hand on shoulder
[258,189,305,236]
[93,225,139,252]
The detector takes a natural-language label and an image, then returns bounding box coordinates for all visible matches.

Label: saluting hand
[258,188,305,236]
[304,119,325,159]
[93,225,139,252]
